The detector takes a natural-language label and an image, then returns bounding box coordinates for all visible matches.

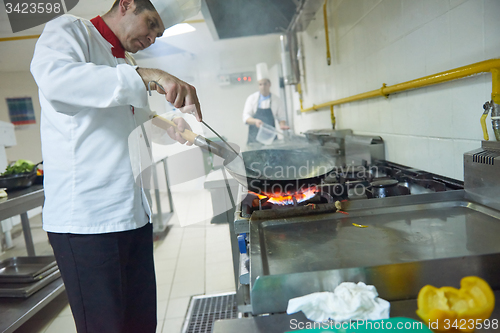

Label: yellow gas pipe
[330,105,336,129]
[301,59,500,109]
[323,0,331,66]
[301,59,500,140]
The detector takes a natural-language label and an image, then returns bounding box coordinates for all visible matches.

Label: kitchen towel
[286,282,390,323]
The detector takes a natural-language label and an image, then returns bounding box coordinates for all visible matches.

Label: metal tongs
[147,81,259,177]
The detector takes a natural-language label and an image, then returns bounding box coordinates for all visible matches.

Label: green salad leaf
[2,159,35,176]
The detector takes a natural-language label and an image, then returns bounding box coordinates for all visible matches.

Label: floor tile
[44,316,76,333]
[165,297,191,319]
[162,317,184,333]
[169,279,204,299]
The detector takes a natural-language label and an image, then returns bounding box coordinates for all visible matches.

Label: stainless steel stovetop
[231,140,500,316]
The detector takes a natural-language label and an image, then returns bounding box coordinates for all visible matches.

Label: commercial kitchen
[0,0,500,332]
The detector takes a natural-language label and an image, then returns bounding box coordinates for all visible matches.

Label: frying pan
[152,116,336,195]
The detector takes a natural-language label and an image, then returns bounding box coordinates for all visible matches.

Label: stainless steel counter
[248,190,500,314]
[0,185,44,256]
[213,291,500,333]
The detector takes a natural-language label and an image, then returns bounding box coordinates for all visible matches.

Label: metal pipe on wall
[323,0,331,66]
[300,59,500,140]
[491,68,500,141]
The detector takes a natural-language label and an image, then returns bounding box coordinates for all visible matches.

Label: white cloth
[31,15,155,234]
[242,92,286,124]
[286,282,390,323]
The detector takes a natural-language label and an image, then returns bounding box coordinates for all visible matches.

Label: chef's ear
[119,0,134,14]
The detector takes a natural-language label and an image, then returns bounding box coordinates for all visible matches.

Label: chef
[30,0,200,332]
[243,62,289,144]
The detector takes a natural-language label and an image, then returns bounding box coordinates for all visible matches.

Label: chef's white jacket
[31,15,156,234]
[242,92,286,125]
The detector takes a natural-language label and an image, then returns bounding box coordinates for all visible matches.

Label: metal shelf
[0,185,65,333]
[0,278,65,333]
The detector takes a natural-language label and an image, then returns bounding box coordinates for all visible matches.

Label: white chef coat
[31,15,155,234]
[242,92,286,124]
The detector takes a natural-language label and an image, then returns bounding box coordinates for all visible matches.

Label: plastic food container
[256,123,277,145]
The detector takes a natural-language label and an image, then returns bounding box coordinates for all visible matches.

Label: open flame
[251,187,317,206]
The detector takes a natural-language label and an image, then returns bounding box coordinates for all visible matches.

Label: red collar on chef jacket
[90,16,126,59]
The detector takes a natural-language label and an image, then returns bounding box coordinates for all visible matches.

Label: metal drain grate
[181,292,239,333]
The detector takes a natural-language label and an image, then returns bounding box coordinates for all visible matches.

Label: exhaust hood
[201,0,323,40]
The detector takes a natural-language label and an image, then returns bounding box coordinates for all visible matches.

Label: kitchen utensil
[256,123,278,145]
[152,115,336,194]
[147,80,241,158]
[224,148,336,195]
[151,116,258,177]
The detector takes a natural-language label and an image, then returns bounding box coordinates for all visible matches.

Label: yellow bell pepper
[416,276,495,332]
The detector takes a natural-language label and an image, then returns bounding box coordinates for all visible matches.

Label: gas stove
[238,160,463,219]
[229,140,500,316]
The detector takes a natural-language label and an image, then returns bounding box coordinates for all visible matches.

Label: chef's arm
[246,117,263,127]
[136,68,202,122]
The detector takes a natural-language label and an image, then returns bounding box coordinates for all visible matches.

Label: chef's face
[259,79,271,97]
[118,1,165,53]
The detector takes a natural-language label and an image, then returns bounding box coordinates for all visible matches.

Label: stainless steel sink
[249,190,500,314]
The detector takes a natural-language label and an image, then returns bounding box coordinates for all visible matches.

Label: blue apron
[247,96,275,144]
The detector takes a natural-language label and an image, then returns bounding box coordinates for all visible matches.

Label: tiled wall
[293,0,500,180]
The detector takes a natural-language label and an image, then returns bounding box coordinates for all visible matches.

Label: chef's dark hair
[111,0,156,14]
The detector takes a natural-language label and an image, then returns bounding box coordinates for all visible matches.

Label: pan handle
[151,115,233,159]
[151,115,198,144]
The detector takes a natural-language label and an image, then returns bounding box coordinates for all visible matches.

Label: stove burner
[371,179,398,188]
[249,187,318,207]
[240,161,463,218]
[367,179,410,198]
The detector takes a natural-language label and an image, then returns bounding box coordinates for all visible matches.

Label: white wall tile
[401,0,427,35]
[427,137,455,177]
[424,12,452,75]
[382,38,407,85]
[390,92,411,135]
[484,0,500,60]
[336,0,371,38]
[408,136,431,171]
[422,85,453,138]
[379,0,404,45]
[449,0,484,68]
[450,0,469,10]
[450,75,490,140]
[404,28,428,82]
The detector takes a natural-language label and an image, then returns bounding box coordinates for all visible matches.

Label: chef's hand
[245,117,263,127]
[137,68,202,122]
[279,121,290,130]
[166,117,193,146]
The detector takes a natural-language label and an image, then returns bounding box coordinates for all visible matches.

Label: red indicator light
[238,77,241,81]
[248,77,251,82]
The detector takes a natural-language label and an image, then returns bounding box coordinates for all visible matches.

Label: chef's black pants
[48,223,157,333]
